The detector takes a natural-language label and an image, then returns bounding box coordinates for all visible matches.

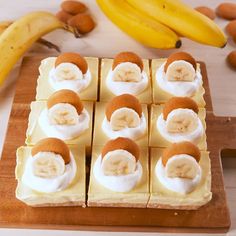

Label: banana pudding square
[100,56,152,104]
[148,147,212,209]
[36,56,99,101]
[151,58,206,107]
[149,104,207,150]
[88,144,150,208]
[15,142,86,207]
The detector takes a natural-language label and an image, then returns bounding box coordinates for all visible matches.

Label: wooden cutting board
[0,56,232,233]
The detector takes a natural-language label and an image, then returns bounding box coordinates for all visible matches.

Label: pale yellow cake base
[88,146,150,208]
[147,148,212,210]
[36,57,99,101]
[93,102,149,147]
[149,104,207,150]
[100,58,152,104]
[25,101,93,156]
[15,145,86,207]
[151,59,206,107]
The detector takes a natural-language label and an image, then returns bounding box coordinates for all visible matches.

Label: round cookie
[105,94,142,121]
[112,51,143,71]
[31,138,70,164]
[163,97,199,120]
[162,141,201,166]
[195,6,216,20]
[47,89,84,114]
[61,1,87,15]
[101,137,140,161]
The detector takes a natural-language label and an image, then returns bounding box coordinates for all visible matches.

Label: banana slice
[165,154,200,179]
[112,62,142,82]
[32,151,65,178]
[48,103,78,125]
[110,107,140,131]
[166,60,195,81]
[55,62,83,81]
[101,149,137,176]
[166,108,198,134]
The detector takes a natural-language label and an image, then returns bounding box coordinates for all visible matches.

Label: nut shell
[105,94,142,121]
[55,52,88,74]
[112,51,143,71]
[226,20,236,37]
[61,1,87,15]
[101,137,140,161]
[68,14,95,34]
[162,142,201,166]
[164,52,197,72]
[195,6,216,20]
[55,10,73,23]
[163,97,199,120]
[31,138,70,164]
[227,50,236,69]
[47,89,84,114]
[216,3,236,20]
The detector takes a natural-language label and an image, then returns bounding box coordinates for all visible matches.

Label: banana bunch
[0,11,78,86]
[97,0,226,49]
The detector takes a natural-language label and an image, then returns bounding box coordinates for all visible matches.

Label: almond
[195,6,216,20]
[61,0,87,15]
[216,2,236,20]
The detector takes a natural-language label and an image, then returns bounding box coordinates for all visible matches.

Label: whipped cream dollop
[102,112,147,140]
[157,109,204,144]
[93,155,142,192]
[155,156,202,194]
[22,152,77,193]
[106,62,148,95]
[156,62,202,97]
[38,106,90,140]
[49,62,91,93]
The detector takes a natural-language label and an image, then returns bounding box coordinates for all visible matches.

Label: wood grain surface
[0,56,232,233]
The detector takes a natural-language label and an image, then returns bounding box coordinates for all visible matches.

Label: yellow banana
[126,0,226,48]
[0,11,75,86]
[96,0,181,49]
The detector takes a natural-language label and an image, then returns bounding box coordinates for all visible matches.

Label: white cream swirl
[22,152,76,193]
[102,112,147,140]
[155,157,201,194]
[38,107,90,140]
[156,62,202,97]
[93,155,142,192]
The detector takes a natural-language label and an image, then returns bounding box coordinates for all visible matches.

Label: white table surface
[0,0,235,235]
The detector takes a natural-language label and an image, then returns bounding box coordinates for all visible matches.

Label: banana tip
[175,40,182,49]
[221,42,227,49]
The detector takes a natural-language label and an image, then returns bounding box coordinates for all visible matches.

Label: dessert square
[93,102,149,147]
[149,104,207,150]
[15,145,86,207]
[25,101,93,156]
[148,147,212,210]
[100,58,152,104]
[36,57,99,101]
[151,59,206,107]
[88,145,150,208]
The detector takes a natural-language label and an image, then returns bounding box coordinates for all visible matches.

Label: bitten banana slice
[166,60,195,81]
[32,152,65,178]
[165,154,200,179]
[112,62,142,82]
[166,108,198,133]
[48,103,78,125]
[101,149,137,176]
[110,107,141,131]
[55,62,83,81]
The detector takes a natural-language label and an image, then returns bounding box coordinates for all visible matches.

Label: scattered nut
[227,51,236,69]
[195,6,216,20]
[216,2,236,20]
[226,20,236,37]
[61,0,87,15]
[68,14,95,34]
[56,10,73,23]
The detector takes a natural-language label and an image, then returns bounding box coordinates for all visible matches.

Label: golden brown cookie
[105,94,142,121]
[112,51,143,71]
[162,141,201,166]
[31,138,70,164]
[55,52,88,74]
[216,3,236,20]
[55,10,73,23]
[163,97,199,120]
[195,6,216,20]
[101,137,140,161]
[226,20,236,37]
[61,1,87,15]
[47,89,84,114]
